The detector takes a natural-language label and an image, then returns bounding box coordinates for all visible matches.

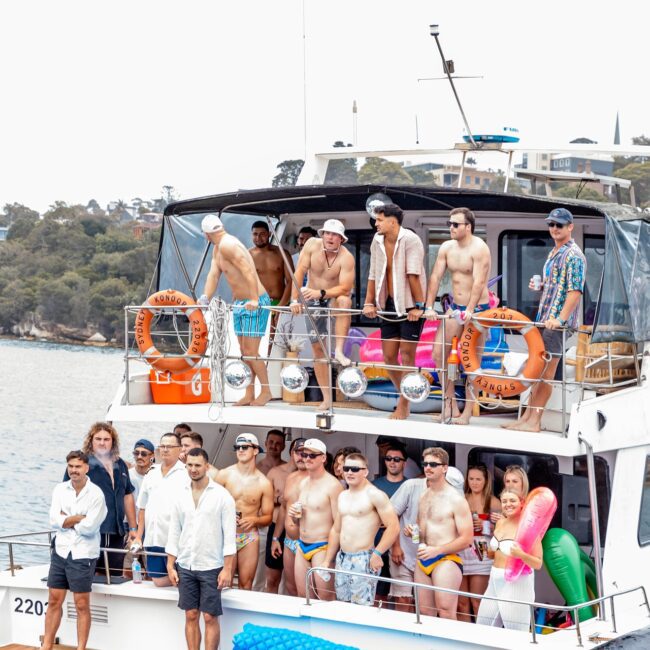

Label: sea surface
[0,338,173,567]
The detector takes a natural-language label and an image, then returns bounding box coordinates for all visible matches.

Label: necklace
[323,246,340,269]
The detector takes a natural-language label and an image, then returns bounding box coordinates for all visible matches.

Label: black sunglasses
[233,444,254,451]
[300,451,323,459]
[133,450,152,457]
[547,222,566,229]
[342,465,366,473]
[422,461,445,468]
[384,456,405,463]
[446,220,466,228]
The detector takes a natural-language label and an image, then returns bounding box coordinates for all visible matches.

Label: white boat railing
[305,566,650,647]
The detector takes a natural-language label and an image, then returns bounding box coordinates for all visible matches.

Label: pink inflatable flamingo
[505,487,557,582]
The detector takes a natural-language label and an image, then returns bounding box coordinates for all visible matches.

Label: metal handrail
[304,566,650,647]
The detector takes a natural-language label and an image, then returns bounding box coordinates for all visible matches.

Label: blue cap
[545,207,573,224]
[133,439,155,453]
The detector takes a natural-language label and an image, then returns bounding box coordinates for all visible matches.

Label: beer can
[532,274,542,290]
[482,519,492,536]
[294,502,303,515]
[411,524,420,544]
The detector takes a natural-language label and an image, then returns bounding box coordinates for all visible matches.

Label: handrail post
[9,542,15,577]
[124,307,130,406]
[641,586,650,617]
[529,605,537,643]
[574,606,583,647]
[440,315,449,423]
[414,584,421,624]
[561,327,567,435]
[610,595,616,632]
[103,549,111,585]
[305,569,311,606]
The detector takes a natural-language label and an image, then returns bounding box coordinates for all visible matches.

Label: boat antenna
[428,24,477,148]
[415,114,419,144]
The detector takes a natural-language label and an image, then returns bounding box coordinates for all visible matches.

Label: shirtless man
[249,220,294,307]
[288,439,343,600]
[271,438,308,596]
[290,219,355,409]
[405,447,473,619]
[179,431,219,480]
[200,214,273,406]
[216,433,273,590]
[363,204,427,420]
[256,429,286,475]
[425,207,491,424]
[324,453,399,606]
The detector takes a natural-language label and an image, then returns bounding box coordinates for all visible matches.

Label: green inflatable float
[542,528,597,622]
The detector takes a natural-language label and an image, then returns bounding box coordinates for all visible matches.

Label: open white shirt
[390,478,427,572]
[137,460,189,547]
[49,479,108,560]
[166,479,237,571]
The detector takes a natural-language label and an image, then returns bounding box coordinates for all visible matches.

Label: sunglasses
[446,221,467,228]
[234,444,254,451]
[343,465,366,473]
[547,222,566,229]
[299,451,323,459]
[133,451,152,457]
[384,456,405,463]
[422,461,445,468]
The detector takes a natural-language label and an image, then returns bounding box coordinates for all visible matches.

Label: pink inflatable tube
[505,487,557,582]
[359,320,440,368]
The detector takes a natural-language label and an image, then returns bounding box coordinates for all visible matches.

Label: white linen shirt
[49,479,108,560]
[390,478,427,572]
[165,480,237,571]
[137,460,189,547]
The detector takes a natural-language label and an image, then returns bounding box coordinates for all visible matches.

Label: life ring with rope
[135,289,208,375]
[459,307,546,397]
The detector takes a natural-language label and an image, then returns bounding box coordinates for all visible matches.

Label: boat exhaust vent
[67,601,109,624]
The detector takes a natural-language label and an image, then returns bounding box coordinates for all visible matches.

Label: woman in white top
[476,489,543,632]
[457,464,501,622]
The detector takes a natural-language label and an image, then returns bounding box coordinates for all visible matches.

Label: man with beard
[166,448,236,650]
[290,219,355,410]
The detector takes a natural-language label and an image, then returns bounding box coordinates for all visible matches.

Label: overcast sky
[0,0,647,213]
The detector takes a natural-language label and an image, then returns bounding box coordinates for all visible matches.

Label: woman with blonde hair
[503,465,529,498]
[457,464,501,622]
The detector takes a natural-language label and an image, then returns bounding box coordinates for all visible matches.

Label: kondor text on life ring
[135,289,208,375]
[459,307,546,397]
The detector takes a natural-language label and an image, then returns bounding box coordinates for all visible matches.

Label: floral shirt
[536,239,586,328]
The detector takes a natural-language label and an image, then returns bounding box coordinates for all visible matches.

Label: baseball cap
[235,433,264,453]
[545,208,573,224]
[201,213,224,233]
[302,438,327,455]
[446,466,465,493]
[290,437,307,452]
[317,218,348,243]
[133,439,155,453]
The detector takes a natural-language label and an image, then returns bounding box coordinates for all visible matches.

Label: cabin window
[344,229,375,325]
[583,235,605,326]
[574,454,610,545]
[638,456,650,546]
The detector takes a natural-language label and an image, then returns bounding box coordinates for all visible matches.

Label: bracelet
[363,303,375,307]
[272,536,280,542]
[371,548,383,558]
[129,527,137,532]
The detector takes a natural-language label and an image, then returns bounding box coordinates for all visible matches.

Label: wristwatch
[414,301,424,310]
[558,317,567,326]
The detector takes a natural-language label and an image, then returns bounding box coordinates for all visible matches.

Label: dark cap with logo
[133,439,155,453]
[545,207,573,224]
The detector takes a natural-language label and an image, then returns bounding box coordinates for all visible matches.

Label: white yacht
[2,172,650,649]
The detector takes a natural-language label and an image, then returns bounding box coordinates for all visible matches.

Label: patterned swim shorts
[334,549,379,607]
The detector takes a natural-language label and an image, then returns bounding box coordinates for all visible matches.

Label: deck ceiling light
[280,363,309,394]
[337,366,368,399]
[224,360,252,390]
[365,192,392,218]
[400,372,430,403]
[429,24,439,36]
[316,412,333,431]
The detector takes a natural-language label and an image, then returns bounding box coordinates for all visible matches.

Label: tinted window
[639,456,650,546]
[583,235,605,326]
[574,454,610,544]
[344,230,374,326]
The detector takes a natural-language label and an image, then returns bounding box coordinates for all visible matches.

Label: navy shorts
[144,546,168,578]
[47,551,97,593]
[542,328,564,355]
[380,296,425,343]
[177,565,223,617]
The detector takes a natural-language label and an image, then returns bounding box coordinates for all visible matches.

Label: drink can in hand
[411,524,420,544]
[532,275,542,290]
[294,502,303,516]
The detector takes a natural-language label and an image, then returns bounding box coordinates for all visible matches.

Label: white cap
[303,438,327,454]
[446,466,464,493]
[201,213,224,233]
[235,433,264,452]
[318,219,348,243]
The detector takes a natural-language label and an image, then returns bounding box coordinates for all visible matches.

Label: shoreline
[0,333,119,349]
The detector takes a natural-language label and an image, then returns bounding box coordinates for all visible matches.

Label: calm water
[0,339,172,566]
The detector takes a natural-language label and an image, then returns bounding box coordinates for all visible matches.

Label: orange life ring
[135,289,208,375]
[459,307,546,397]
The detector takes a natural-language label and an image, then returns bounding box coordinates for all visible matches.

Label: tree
[406,167,437,186]
[553,184,606,202]
[2,202,39,225]
[487,171,524,195]
[272,160,304,187]
[324,141,358,185]
[613,134,650,171]
[358,157,413,184]
[614,161,650,206]
[43,201,90,223]
[7,215,39,240]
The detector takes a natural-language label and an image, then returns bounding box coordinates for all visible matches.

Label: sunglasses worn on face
[385,456,405,463]
[548,222,566,229]
[447,221,466,228]
[234,444,254,451]
[300,451,323,459]
[133,451,152,457]
[343,465,366,473]
[422,461,445,468]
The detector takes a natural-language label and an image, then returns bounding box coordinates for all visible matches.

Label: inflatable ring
[135,289,208,375]
[459,307,545,397]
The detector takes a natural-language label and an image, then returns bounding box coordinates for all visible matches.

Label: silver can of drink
[532,274,542,290]
[294,502,303,516]
[411,524,420,544]
[482,519,491,536]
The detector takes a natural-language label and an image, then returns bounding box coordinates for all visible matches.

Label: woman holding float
[476,489,543,631]
[457,464,501,622]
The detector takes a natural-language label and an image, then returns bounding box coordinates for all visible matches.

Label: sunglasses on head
[446,220,466,228]
[234,444,254,451]
[547,222,566,229]
[422,461,445,468]
[300,451,323,459]
[133,450,152,457]
[343,465,366,473]
[384,455,405,463]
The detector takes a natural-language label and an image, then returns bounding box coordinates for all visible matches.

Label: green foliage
[553,184,606,202]
[613,161,650,206]
[272,160,305,187]
[358,157,414,184]
[324,141,358,185]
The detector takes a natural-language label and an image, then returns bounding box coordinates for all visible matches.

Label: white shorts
[459,541,493,576]
[388,557,414,598]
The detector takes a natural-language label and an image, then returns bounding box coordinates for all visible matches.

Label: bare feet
[334,350,351,367]
[389,398,410,420]
[501,419,527,429]
[251,390,273,406]
[234,396,253,406]
[452,413,472,425]
[507,420,541,432]
[317,401,332,411]
[432,402,461,423]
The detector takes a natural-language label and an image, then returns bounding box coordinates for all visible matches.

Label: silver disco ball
[224,360,252,390]
[365,192,392,217]
[337,366,368,399]
[400,372,430,403]
[280,364,309,394]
